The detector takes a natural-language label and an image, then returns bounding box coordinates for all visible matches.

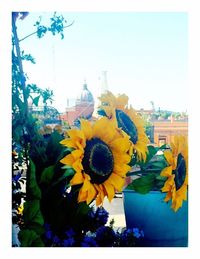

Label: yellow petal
[112,151,131,164]
[103,106,115,118]
[80,119,93,140]
[114,163,131,177]
[163,192,172,202]
[72,159,83,173]
[103,181,115,202]
[75,140,86,150]
[60,138,76,148]
[116,94,128,109]
[96,194,103,206]
[160,166,172,177]
[60,154,74,166]
[107,173,125,191]
[70,172,84,185]
[71,149,83,160]
[81,179,91,192]
[164,150,174,165]
[99,91,116,106]
[92,117,115,143]
[110,137,130,153]
[67,129,85,140]
[172,197,183,212]
[86,184,97,204]
[78,188,88,203]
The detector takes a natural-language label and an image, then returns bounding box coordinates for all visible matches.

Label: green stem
[12,17,28,119]
[19,21,75,42]
[12,18,30,169]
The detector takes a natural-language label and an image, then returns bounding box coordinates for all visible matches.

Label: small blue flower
[63,237,75,247]
[44,223,51,230]
[95,207,109,226]
[95,226,116,247]
[132,228,144,239]
[88,207,109,229]
[81,236,98,247]
[12,173,21,182]
[53,236,60,245]
[45,230,53,240]
[140,230,145,238]
[88,209,95,219]
[65,228,75,238]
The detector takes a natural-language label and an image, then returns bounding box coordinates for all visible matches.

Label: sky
[16,12,188,113]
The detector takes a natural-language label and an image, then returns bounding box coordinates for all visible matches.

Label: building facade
[60,82,95,126]
[153,118,188,146]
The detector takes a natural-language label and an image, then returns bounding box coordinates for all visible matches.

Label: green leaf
[32,209,44,226]
[64,147,75,153]
[137,145,158,169]
[61,165,73,170]
[23,200,44,226]
[72,202,91,226]
[159,144,168,150]
[126,174,156,194]
[63,168,75,177]
[26,160,41,199]
[155,175,167,190]
[18,229,39,247]
[32,237,45,247]
[40,165,55,184]
[156,175,166,181]
[32,95,40,106]
[147,160,166,169]
[129,154,137,167]
[27,222,45,235]
[146,145,158,161]
[51,168,75,187]
[46,131,64,164]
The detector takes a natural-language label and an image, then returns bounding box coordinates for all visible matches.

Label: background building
[153,117,188,146]
[137,109,188,146]
[60,81,95,126]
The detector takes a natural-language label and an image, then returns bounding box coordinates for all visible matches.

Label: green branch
[19,20,75,42]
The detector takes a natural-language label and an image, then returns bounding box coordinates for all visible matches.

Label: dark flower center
[82,138,114,184]
[116,109,138,144]
[174,153,186,190]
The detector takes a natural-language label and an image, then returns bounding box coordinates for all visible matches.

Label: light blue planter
[123,189,188,247]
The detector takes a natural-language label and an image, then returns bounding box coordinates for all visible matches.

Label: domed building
[77,82,94,103]
[60,81,95,126]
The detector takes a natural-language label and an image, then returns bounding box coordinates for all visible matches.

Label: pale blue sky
[16,12,188,112]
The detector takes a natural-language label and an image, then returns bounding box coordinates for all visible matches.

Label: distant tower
[79,80,94,103]
[100,71,108,94]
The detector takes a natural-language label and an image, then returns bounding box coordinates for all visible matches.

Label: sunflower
[98,91,149,161]
[160,135,188,212]
[60,117,131,206]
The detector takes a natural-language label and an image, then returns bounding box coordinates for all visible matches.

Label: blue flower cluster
[88,206,109,228]
[119,227,144,247]
[95,226,116,247]
[44,224,76,247]
[42,213,144,247]
[44,224,60,246]
[63,228,75,247]
[81,236,98,247]
[132,228,144,238]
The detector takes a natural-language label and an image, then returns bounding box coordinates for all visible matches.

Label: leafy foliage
[12,12,74,247]
[33,12,69,40]
[126,145,168,193]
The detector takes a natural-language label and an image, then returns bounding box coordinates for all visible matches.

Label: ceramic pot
[123,189,188,247]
